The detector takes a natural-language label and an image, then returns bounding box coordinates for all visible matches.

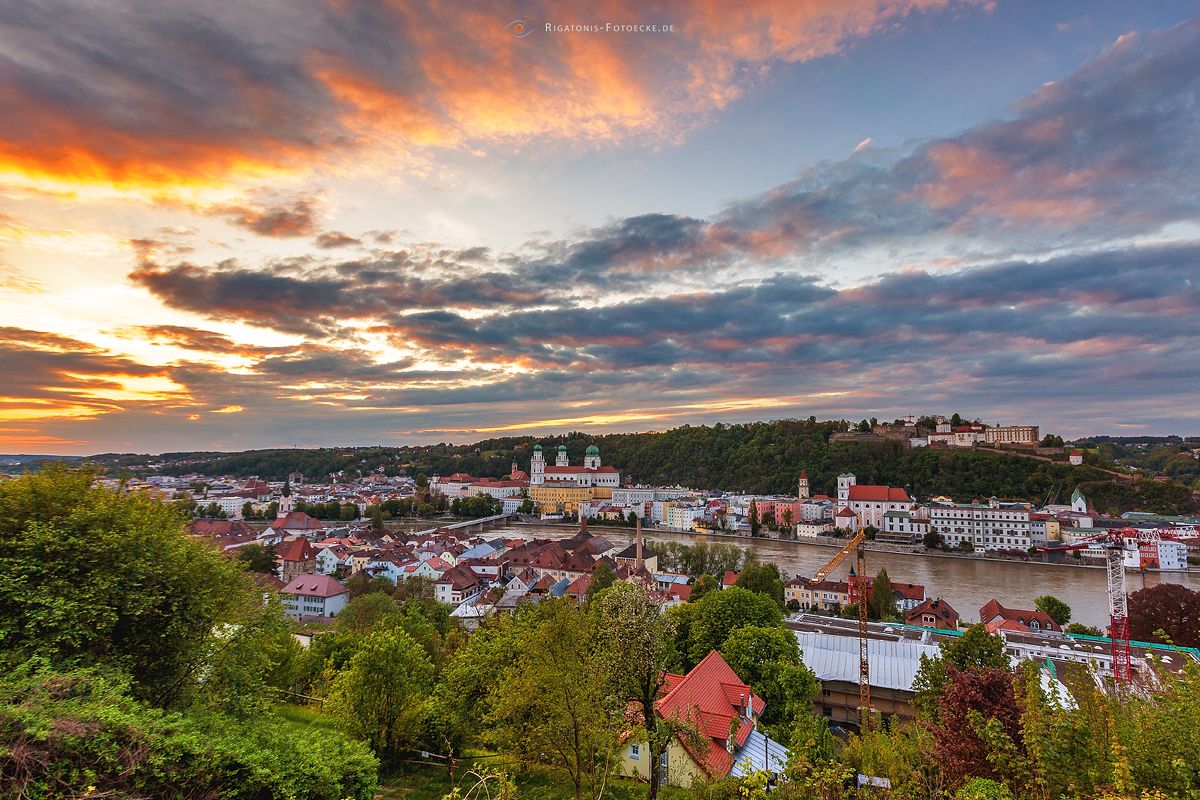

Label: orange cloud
[0,0,976,193]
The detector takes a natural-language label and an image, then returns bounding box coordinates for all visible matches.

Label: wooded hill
[82,419,1199,515]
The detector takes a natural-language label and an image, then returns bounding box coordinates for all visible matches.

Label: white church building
[530,444,621,487]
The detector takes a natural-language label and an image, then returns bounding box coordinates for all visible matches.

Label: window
[629,744,640,760]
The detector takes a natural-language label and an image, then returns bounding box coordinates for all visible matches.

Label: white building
[209,495,249,519]
[926,501,1035,551]
[796,521,834,538]
[280,575,348,619]
[666,503,705,531]
[881,510,930,542]
[836,473,913,530]
[984,424,1040,445]
[530,444,621,487]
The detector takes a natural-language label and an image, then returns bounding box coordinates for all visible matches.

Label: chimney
[635,515,643,570]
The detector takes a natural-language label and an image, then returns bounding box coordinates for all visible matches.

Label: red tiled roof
[892,582,925,601]
[906,597,959,625]
[847,485,912,502]
[272,511,324,530]
[277,537,316,562]
[655,650,761,778]
[281,574,347,598]
[979,598,1059,631]
[436,564,481,591]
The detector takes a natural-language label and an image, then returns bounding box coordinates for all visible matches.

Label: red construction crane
[1036,530,1134,685]
[813,529,871,725]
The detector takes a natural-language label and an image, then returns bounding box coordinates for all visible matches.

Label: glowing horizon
[2,1,1199,455]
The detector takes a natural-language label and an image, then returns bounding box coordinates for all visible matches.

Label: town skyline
[3,1,1199,454]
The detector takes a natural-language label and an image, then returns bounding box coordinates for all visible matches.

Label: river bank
[502,522,1199,628]
[509,520,1185,573]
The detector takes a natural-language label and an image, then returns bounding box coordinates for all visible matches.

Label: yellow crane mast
[812,529,871,728]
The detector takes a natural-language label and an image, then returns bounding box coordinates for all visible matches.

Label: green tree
[488,600,621,800]
[869,568,897,621]
[719,624,819,731]
[955,778,1012,800]
[690,574,719,603]
[594,582,678,800]
[337,592,400,635]
[339,502,358,521]
[585,560,616,601]
[327,628,434,759]
[749,499,760,537]
[370,504,384,530]
[0,467,246,706]
[432,613,529,758]
[187,595,303,717]
[236,542,276,573]
[735,561,785,608]
[0,665,379,800]
[686,586,783,668]
[1033,595,1071,626]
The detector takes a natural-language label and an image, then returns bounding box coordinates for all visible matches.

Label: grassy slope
[280,705,694,800]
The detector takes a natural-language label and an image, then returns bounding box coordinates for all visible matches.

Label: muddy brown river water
[495,523,1198,629]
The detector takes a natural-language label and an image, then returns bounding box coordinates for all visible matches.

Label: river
[488,523,1199,629]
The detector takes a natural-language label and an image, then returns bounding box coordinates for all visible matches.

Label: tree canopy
[0,467,249,705]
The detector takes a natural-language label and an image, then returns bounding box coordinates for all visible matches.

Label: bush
[0,665,378,800]
[0,467,248,705]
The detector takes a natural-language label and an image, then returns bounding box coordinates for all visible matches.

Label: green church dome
[533,444,542,451]
[585,445,599,455]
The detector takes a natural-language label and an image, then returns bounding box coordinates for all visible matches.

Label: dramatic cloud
[0,0,974,189]
[3,4,1199,451]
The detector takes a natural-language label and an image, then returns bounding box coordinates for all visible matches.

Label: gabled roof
[281,574,347,598]
[272,511,324,530]
[979,598,1059,631]
[277,536,316,562]
[436,564,482,590]
[655,650,763,778]
[906,597,958,625]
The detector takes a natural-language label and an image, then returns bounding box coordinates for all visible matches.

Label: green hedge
[0,665,378,800]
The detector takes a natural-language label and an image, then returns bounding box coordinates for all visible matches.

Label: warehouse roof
[795,631,940,692]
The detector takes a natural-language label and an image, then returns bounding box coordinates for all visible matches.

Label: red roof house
[979,598,1061,634]
[649,651,778,782]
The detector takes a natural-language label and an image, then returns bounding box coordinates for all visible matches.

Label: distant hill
[71,419,1199,516]
[0,454,81,469]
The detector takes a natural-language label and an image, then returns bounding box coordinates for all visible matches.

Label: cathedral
[530,443,620,487]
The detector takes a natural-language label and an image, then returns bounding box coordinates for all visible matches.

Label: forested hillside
[83,420,1198,514]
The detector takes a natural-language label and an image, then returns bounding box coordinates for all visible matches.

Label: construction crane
[813,529,871,726]
[1036,529,1134,685]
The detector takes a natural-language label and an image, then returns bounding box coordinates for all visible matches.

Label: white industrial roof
[731,728,790,777]
[795,631,941,692]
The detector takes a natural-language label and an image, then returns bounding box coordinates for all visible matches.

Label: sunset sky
[2,0,1198,454]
